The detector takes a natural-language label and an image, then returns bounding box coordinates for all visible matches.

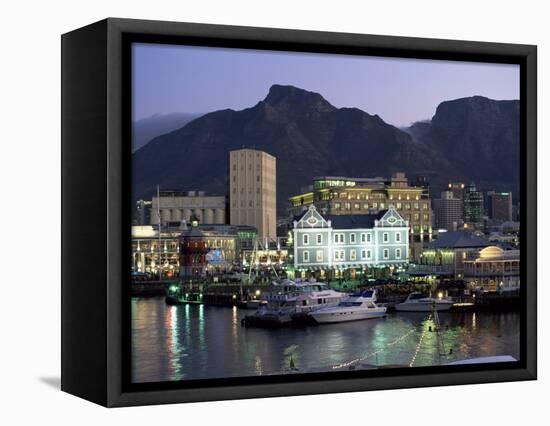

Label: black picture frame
[61,17,537,407]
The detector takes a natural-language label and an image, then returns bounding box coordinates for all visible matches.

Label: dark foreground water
[131,297,520,383]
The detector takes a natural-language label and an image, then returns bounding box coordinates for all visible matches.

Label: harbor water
[131,296,520,383]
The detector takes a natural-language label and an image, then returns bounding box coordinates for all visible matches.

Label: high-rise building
[433,190,463,231]
[229,148,277,241]
[463,182,484,231]
[487,191,513,222]
[134,199,152,225]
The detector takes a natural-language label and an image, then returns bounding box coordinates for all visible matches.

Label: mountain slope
[132,112,202,152]
[406,96,520,194]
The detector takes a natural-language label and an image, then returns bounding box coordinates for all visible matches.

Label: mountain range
[132,85,520,214]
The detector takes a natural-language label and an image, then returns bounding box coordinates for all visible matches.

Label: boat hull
[394,302,453,312]
[311,309,386,324]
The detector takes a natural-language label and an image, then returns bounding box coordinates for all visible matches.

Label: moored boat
[394,292,454,312]
[242,279,346,327]
[309,290,387,324]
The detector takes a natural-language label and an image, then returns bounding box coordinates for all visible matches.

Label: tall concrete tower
[229,148,276,240]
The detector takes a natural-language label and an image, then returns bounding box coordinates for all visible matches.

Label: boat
[394,292,454,312]
[309,290,387,324]
[165,283,204,305]
[242,279,346,327]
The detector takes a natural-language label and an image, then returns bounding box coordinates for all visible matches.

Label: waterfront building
[488,191,513,222]
[292,205,409,278]
[131,225,181,278]
[288,172,432,259]
[463,182,484,231]
[411,231,490,280]
[179,220,238,278]
[151,189,226,225]
[433,190,463,231]
[463,245,520,293]
[229,148,277,241]
[131,222,252,279]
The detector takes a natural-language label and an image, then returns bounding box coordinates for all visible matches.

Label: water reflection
[131,297,520,383]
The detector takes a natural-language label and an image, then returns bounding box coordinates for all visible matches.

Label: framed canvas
[61,18,537,407]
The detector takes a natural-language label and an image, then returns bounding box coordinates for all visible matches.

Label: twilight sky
[132,43,519,127]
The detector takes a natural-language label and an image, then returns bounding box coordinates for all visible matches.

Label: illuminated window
[350,249,357,260]
[396,202,402,209]
[354,203,360,209]
[334,202,341,210]
[316,250,323,262]
[344,202,351,210]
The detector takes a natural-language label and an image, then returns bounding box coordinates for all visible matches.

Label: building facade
[412,231,490,280]
[463,182,484,231]
[151,190,226,225]
[292,205,409,274]
[433,190,463,231]
[488,191,513,222]
[229,148,277,241]
[463,246,520,292]
[179,222,238,278]
[288,173,431,259]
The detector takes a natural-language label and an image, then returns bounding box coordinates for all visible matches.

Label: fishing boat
[309,290,387,324]
[394,292,454,312]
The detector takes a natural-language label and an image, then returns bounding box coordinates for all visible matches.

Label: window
[316,234,322,244]
[316,250,323,262]
[372,202,378,209]
[303,250,310,262]
[303,234,309,245]
[396,248,401,259]
[383,249,389,259]
[344,202,351,210]
[396,202,402,209]
[334,233,344,244]
[350,233,356,243]
[361,233,366,243]
[396,233,401,242]
[366,233,372,243]
[334,202,341,210]
[383,232,389,243]
[361,249,366,259]
[350,249,357,260]
[334,251,339,260]
[354,203,360,209]
[367,249,372,259]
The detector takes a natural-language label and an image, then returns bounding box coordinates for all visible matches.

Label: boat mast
[157,184,162,280]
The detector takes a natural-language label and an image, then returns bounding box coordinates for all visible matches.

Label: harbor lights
[255,289,261,297]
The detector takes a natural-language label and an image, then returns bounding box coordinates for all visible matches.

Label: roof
[325,211,387,229]
[429,231,490,249]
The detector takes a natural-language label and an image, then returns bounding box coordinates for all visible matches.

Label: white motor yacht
[309,290,387,324]
[242,279,346,326]
[394,292,454,312]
